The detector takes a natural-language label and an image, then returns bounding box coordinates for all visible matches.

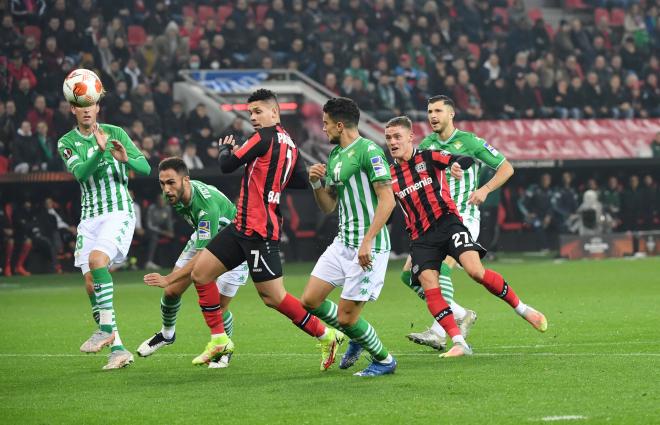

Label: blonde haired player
[58,72,151,370]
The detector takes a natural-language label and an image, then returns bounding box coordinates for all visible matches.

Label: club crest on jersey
[198,220,211,240]
[483,142,499,156]
[415,162,427,173]
[453,141,463,149]
[370,156,387,177]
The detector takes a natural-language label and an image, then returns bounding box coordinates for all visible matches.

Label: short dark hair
[427,95,455,109]
[248,88,278,104]
[158,157,189,175]
[385,115,412,130]
[323,97,360,128]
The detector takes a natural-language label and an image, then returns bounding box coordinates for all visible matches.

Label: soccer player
[189,89,343,369]
[301,97,398,377]
[57,102,151,370]
[136,157,248,368]
[385,115,547,357]
[403,95,515,351]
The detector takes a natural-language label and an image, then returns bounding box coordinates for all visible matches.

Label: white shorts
[75,211,136,275]
[311,238,389,302]
[176,232,249,297]
[463,216,480,241]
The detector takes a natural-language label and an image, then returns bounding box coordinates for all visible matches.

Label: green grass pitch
[1,258,659,424]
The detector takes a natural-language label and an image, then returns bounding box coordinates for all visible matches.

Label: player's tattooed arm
[373,180,392,187]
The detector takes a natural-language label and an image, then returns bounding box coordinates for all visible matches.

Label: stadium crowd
[1,0,660,174]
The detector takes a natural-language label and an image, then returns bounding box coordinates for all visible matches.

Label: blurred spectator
[566,76,585,119]
[123,58,143,90]
[621,175,644,230]
[553,171,579,232]
[0,198,14,276]
[640,175,657,229]
[582,72,606,119]
[519,173,555,250]
[503,72,535,119]
[640,73,660,118]
[601,176,622,227]
[45,197,76,258]
[113,100,136,130]
[162,102,187,140]
[152,81,172,117]
[14,199,60,274]
[129,120,146,142]
[139,100,162,140]
[163,136,182,158]
[221,117,250,146]
[604,75,634,119]
[12,121,46,173]
[182,142,203,170]
[452,69,483,120]
[187,103,211,139]
[26,96,54,137]
[200,140,219,168]
[35,121,59,171]
[144,195,174,270]
[8,49,37,91]
[140,136,160,170]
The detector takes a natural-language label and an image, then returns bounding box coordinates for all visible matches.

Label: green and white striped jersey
[419,129,506,221]
[58,124,144,220]
[325,136,391,252]
[173,180,236,250]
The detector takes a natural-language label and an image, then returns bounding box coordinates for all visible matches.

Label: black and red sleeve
[219,129,270,173]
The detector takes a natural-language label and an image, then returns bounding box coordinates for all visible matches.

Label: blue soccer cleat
[353,356,398,377]
[339,340,364,369]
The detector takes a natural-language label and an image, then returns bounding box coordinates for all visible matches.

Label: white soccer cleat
[208,353,232,369]
[457,310,478,338]
[102,349,134,370]
[522,306,548,332]
[137,332,176,357]
[80,330,115,353]
[406,328,446,351]
[439,342,473,358]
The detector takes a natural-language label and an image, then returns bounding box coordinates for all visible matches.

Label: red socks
[424,287,460,338]
[480,269,520,308]
[194,281,225,335]
[16,241,31,269]
[276,293,326,338]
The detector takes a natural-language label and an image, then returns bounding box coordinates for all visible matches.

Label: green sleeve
[112,126,151,175]
[58,139,102,182]
[194,208,219,250]
[325,150,336,187]
[467,135,506,169]
[418,135,436,150]
[361,144,391,183]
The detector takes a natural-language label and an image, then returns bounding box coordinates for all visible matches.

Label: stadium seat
[565,0,589,9]
[127,25,146,47]
[468,43,481,61]
[610,8,625,26]
[23,25,41,43]
[255,4,269,25]
[527,8,543,23]
[594,8,610,25]
[197,5,216,23]
[217,5,233,24]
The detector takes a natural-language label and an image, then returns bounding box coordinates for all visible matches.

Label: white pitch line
[541,415,587,421]
[485,341,660,350]
[0,352,658,358]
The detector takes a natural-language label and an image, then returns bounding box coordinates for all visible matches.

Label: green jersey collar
[340,136,362,153]
[74,126,97,139]
[437,128,458,144]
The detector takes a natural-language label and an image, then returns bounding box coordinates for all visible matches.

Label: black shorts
[205,224,282,283]
[410,214,487,282]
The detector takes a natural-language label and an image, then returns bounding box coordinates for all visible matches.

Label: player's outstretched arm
[309,163,338,213]
[357,180,395,270]
[58,142,104,182]
[468,159,514,206]
[218,133,268,173]
[144,251,200,288]
[112,127,151,175]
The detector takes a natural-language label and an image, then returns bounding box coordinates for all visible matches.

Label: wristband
[310,179,322,190]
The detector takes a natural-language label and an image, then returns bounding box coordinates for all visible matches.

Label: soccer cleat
[457,310,478,338]
[208,353,232,369]
[339,340,364,369]
[102,349,134,370]
[192,336,234,365]
[319,329,346,371]
[354,356,397,377]
[439,342,473,358]
[406,328,447,351]
[15,266,31,276]
[80,330,115,353]
[522,306,548,332]
[137,332,176,357]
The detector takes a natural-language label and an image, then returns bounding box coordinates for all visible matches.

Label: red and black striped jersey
[219,124,307,241]
[390,149,462,240]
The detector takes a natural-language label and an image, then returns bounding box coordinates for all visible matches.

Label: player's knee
[190,267,205,285]
[465,264,485,281]
[260,294,279,309]
[164,285,180,298]
[337,313,357,329]
[300,295,319,312]
[88,251,108,270]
